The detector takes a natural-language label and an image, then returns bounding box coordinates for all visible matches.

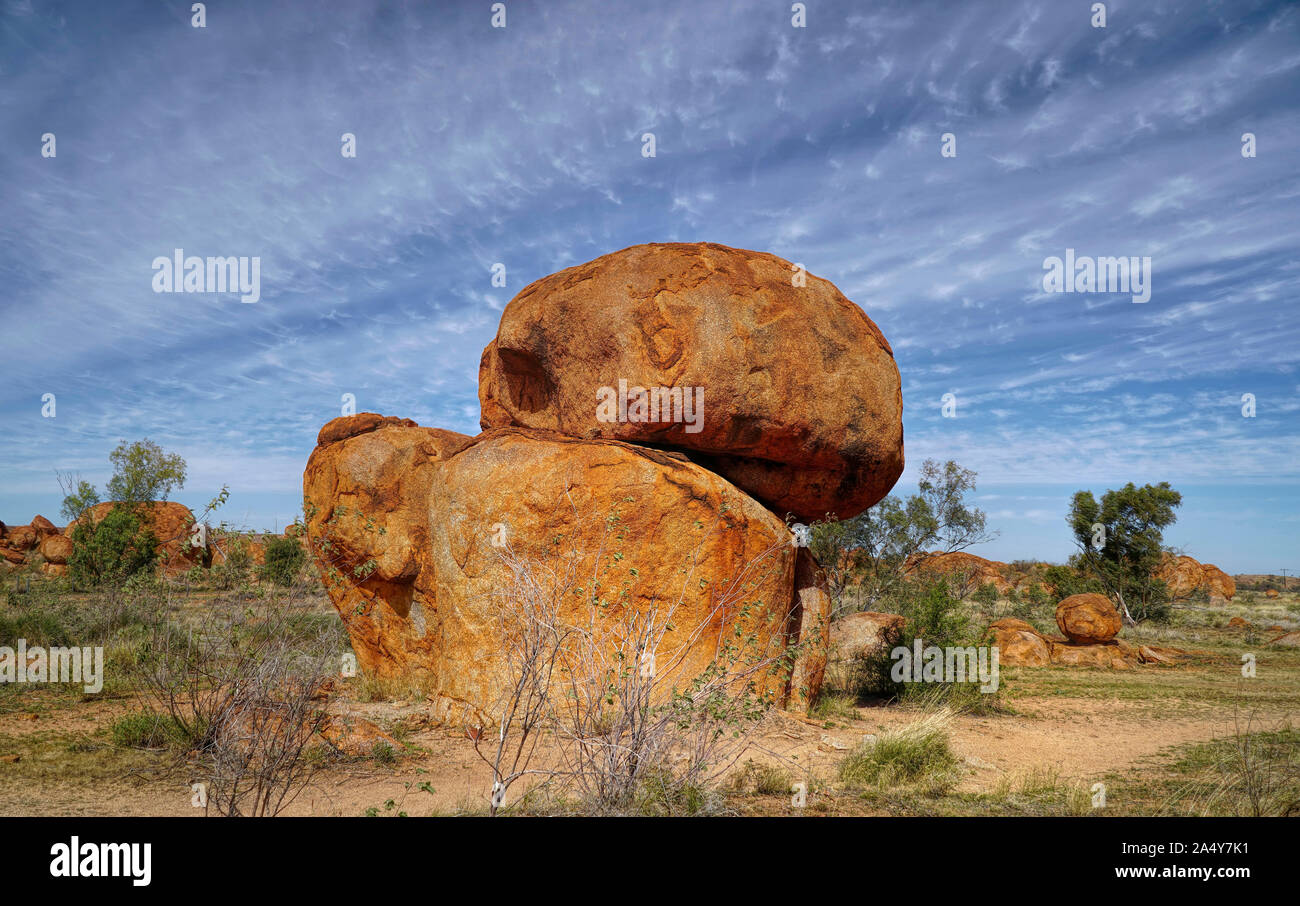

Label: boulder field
[827,599,1193,674]
[304,243,905,722]
[1,502,285,578]
[985,595,1194,669]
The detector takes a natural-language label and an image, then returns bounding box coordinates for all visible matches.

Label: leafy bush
[67,505,159,588]
[1041,564,1103,599]
[847,578,1003,713]
[259,535,306,587]
[971,582,999,608]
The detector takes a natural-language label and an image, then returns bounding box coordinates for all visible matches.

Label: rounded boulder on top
[478,242,904,523]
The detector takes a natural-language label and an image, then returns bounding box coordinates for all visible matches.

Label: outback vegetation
[2,436,1296,819]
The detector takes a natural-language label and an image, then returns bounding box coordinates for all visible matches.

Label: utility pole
[1281,568,1293,593]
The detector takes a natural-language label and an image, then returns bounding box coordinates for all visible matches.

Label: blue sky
[1,0,1297,572]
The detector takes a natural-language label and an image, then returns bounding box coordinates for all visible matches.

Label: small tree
[811,459,996,615]
[106,438,187,503]
[56,470,101,523]
[1068,482,1181,624]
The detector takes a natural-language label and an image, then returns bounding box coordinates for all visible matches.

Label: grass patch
[839,709,961,794]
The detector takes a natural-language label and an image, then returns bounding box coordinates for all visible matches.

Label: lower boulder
[303,416,829,724]
[986,617,1052,667]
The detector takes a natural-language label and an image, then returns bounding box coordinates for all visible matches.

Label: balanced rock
[1055,593,1122,644]
[303,417,828,723]
[477,242,904,522]
[30,515,58,538]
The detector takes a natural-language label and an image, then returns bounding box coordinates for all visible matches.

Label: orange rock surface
[478,242,904,522]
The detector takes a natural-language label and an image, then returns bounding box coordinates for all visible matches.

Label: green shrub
[1041,564,1103,599]
[851,578,1003,712]
[110,710,188,749]
[259,535,306,587]
[68,505,158,588]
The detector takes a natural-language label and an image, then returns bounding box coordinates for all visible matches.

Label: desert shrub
[131,597,340,816]
[731,759,795,796]
[1163,723,1300,817]
[68,505,158,588]
[0,608,70,648]
[633,767,720,816]
[992,766,1093,816]
[1011,582,1055,632]
[851,578,1002,713]
[839,710,961,792]
[884,577,971,647]
[477,497,790,816]
[211,532,252,589]
[259,536,306,587]
[111,710,190,749]
[971,582,999,609]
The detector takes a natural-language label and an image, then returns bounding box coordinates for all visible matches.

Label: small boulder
[1055,593,1121,644]
[829,611,906,662]
[5,526,37,551]
[1265,588,1280,599]
[38,534,74,565]
[986,617,1052,667]
[30,515,58,538]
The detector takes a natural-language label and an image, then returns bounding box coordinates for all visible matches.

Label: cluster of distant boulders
[0,515,70,576]
[987,594,1190,669]
[303,242,906,723]
[904,549,1236,603]
[1,501,287,580]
